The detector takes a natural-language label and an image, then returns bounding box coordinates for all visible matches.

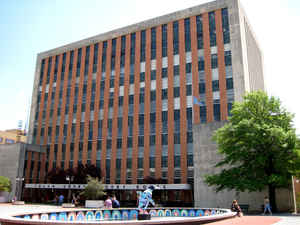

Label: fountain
[0,186,236,224]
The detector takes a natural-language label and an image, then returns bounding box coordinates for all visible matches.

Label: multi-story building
[0,129,27,144]
[26,0,283,209]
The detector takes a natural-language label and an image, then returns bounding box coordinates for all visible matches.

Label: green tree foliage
[0,176,11,192]
[205,91,300,212]
[80,175,106,200]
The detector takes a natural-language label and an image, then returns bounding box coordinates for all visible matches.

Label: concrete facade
[0,143,45,201]
[191,0,271,211]
[193,122,292,211]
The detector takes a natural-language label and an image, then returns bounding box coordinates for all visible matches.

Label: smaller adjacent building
[0,129,27,144]
[0,143,45,201]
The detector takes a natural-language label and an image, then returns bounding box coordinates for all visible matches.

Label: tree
[80,175,106,200]
[46,163,102,184]
[205,91,300,212]
[0,176,11,192]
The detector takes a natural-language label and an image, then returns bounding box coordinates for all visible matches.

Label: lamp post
[292,176,299,214]
[15,177,24,201]
[66,175,74,203]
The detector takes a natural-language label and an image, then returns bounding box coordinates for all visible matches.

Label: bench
[12,201,25,205]
[62,203,75,208]
[239,204,249,213]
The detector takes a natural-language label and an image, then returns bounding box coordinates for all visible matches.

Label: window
[151,70,156,80]
[138,158,143,168]
[226,78,233,90]
[174,156,181,168]
[130,33,136,65]
[119,77,124,86]
[151,27,156,59]
[140,72,145,82]
[129,75,134,84]
[162,24,168,57]
[150,135,156,146]
[200,106,207,123]
[174,87,180,98]
[184,18,191,52]
[213,104,221,121]
[150,91,156,101]
[209,11,216,46]
[162,67,168,78]
[173,21,179,54]
[212,80,219,92]
[174,133,180,144]
[186,85,192,96]
[162,89,168,99]
[137,136,143,147]
[199,83,205,94]
[161,156,168,168]
[139,93,144,103]
[187,154,193,167]
[93,43,99,72]
[129,95,134,104]
[162,134,168,145]
[198,60,204,71]
[140,30,146,62]
[187,132,193,143]
[186,63,192,73]
[211,54,218,68]
[174,65,180,76]
[222,8,230,44]
[225,51,232,66]
[127,137,133,148]
[120,36,126,67]
[196,15,203,49]
[102,41,107,72]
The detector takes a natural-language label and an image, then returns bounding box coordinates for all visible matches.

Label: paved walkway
[0,203,299,225]
[208,214,300,225]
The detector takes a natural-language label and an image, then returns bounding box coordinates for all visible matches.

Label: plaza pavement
[0,203,299,225]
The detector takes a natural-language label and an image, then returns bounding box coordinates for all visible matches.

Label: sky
[0,0,299,134]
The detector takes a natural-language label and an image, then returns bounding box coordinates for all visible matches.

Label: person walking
[231,200,243,217]
[58,194,64,205]
[263,196,272,215]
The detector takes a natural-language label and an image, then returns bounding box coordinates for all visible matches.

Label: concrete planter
[85,200,104,208]
[0,191,9,203]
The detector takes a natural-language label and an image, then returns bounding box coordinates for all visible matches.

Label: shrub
[0,176,11,192]
[80,175,106,200]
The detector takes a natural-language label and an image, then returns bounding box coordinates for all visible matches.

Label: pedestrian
[263,196,272,215]
[72,193,78,206]
[104,195,112,209]
[58,194,64,205]
[231,200,243,217]
[112,195,120,208]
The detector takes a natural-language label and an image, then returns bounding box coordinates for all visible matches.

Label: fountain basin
[0,208,235,225]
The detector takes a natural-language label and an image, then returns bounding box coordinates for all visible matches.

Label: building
[25,0,292,209]
[0,143,45,201]
[0,129,27,144]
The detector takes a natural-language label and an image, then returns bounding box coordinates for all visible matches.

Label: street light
[15,177,24,201]
[66,175,74,203]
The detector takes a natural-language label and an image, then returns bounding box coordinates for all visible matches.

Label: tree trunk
[268,184,278,212]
